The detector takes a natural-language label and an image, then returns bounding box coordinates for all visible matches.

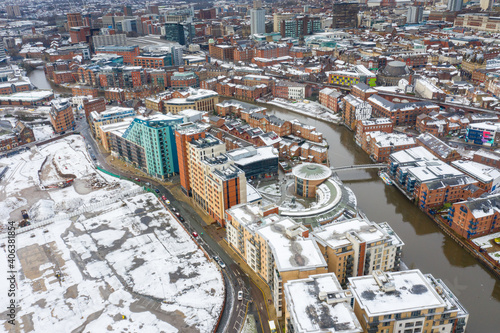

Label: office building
[162,22,186,45]
[250,8,266,35]
[280,15,321,38]
[407,6,424,24]
[448,0,464,12]
[163,88,218,114]
[49,99,75,133]
[226,146,278,179]
[349,270,468,333]
[273,13,295,33]
[331,2,359,29]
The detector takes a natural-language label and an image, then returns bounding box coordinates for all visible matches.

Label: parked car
[161,195,167,201]
[175,212,181,217]
[179,216,185,222]
[165,200,170,205]
[134,178,141,182]
[238,291,243,301]
[171,207,177,212]
[145,182,151,186]
[155,189,160,193]
[192,231,199,238]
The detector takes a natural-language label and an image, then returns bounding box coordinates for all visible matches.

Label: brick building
[49,99,75,133]
[72,86,97,98]
[0,121,35,152]
[368,95,439,126]
[319,88,342,113]
[449,193,500,239]
[83,97,106,119]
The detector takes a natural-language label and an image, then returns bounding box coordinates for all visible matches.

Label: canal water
[258,101,499,332]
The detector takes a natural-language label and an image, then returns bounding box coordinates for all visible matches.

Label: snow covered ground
[32,124,56,142]
[0,135,224,332]
[267,98,341,124]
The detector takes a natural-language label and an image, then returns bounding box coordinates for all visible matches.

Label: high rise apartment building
[250,8,266,35]
[110,114,183,179]
[179,133,247,226]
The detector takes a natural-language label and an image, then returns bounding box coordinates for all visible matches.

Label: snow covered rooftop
[227,146,277,166]
[292,163,332,181]
[368,131,415,147]
[349,270,446,316]
[257,218,327,272]
[313,218,403,250]
[285,273,362,333]
[452,160,500,184]
[390,146,439,165]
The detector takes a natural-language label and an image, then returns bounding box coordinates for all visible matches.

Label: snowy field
[267,98,341,123]
[0,135,224,332]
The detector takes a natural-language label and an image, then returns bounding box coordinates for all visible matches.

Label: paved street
[77,117,272,333]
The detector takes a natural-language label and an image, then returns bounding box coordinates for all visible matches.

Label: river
[28,68,72,94]
[244,99,499,332]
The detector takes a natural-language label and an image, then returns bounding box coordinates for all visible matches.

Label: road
[78,117,270,333]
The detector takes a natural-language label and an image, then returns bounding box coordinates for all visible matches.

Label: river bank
[264,98,341,124]
[230,96,500,332]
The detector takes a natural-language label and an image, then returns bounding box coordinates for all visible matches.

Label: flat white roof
[349,270,446,317]
[313,218,399,249]
[257,218,327,272]
[285,273,362,333]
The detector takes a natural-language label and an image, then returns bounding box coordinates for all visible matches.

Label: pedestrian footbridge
[331,163,387,172]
